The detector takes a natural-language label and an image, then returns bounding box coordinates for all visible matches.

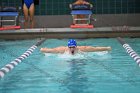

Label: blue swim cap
[68,39,77,47]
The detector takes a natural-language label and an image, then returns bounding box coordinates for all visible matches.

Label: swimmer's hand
[40,48,47,53]
[107,47,111,51]
[40,48,54,53]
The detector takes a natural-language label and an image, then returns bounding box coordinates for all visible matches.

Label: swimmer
[23,0,35,28]
[40,39,111,55]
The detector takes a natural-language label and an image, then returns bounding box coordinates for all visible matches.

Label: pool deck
[0,27,140,39]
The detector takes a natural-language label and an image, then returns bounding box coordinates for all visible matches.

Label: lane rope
[117,37,140,67]
[0,38,46,78]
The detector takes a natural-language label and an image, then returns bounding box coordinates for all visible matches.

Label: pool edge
[0,27,140,39]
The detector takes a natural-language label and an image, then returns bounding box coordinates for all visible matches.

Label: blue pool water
[0,38,140,93]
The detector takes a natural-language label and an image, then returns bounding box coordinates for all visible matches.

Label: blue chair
[0,7,20,27]
[70,4,93,25]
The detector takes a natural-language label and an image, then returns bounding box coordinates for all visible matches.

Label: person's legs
[73,15,77,24]
[79,15,86,24]
[23,4,29,28]
[29,4,35,28]
[74,15,85,24]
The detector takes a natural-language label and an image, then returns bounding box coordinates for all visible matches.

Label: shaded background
[0,0,140,15]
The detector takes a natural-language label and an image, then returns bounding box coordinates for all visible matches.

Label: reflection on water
[63,59,88,93]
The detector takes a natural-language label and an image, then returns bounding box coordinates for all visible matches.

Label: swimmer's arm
[78,46,111,52]
[40,47,66,53]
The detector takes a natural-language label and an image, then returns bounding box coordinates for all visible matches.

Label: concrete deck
[0,27,140,39]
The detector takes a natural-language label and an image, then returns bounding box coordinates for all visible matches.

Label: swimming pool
[0,38,140,93]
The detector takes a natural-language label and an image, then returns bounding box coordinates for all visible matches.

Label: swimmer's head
[68,39,77,55]
[68,39,77,47]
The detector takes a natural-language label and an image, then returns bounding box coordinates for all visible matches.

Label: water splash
[44,51,111,60]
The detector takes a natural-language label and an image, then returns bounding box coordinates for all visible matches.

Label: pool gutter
[0,27,140,39]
